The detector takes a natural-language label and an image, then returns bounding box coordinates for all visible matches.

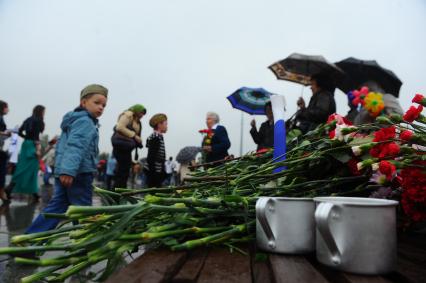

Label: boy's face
[157,120,168,133]
[81,94,107,118]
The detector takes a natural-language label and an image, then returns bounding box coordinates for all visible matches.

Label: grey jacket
[354,94,403,125]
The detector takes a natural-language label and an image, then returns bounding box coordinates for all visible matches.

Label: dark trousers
[105,174,114,191]
[147,171,165,188]
[112,147,132,189]
[26,173,93,233]
[0,151,8,188]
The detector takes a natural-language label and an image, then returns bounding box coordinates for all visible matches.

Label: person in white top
[164,157,177,186]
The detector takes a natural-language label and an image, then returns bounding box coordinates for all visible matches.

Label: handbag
[111,131,136,151]
[111,113,138,151]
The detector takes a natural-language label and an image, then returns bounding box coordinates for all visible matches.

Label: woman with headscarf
[111,104,146,189]
[7,105,45,203]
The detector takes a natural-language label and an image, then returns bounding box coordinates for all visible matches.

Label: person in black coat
[250,102,274,151]
[202,112,231,163]
[296,73,337,134]
[0,101,11,203]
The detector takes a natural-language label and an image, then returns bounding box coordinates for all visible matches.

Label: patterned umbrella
[269,53,344,86]
[176,146,201,164]
[227,87,274,115]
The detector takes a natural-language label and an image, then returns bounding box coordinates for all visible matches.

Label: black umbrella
[335,57,402,97]
[176,146,201,164]
[269,53,344,86]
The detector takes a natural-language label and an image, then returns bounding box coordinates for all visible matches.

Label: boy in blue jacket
[26,84,108,233]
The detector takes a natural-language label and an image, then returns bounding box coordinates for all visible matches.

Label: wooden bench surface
[106,232,426,283]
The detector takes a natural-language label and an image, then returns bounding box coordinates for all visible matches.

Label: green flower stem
[94,186,122,197]
[171,221,254,251]
[69,205,147,251]
[51,260,95,282]
[20,266,64,283]
[27,231,70,244]
[11,224,84,244]
[119,187,176,196]
[0,245,69,255]
[15,255,87,267]
[66,203,142,217]
[120,226,229,241]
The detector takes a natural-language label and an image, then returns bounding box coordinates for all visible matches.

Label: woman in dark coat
[202,112,231,163]
[0,101,11,203]
[250,102,274,151]
[296,73,337,134]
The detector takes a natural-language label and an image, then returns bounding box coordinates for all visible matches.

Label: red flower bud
[379,161,396,180]
[403,105,423,123]
[412,94,426,106]
[400,130,414,141]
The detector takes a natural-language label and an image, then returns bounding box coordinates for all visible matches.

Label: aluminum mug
[314,197,398,275]
[256,197,315,254]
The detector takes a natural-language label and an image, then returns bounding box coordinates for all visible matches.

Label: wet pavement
[0,183,52,283]
[0,180,144,283]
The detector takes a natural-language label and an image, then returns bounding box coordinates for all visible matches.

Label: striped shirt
[146,132,166,173]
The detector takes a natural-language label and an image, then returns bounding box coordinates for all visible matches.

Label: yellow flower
[364,92,385,117]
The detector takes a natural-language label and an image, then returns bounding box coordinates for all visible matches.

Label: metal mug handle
[256,197,276,249]
[315,202,341,265]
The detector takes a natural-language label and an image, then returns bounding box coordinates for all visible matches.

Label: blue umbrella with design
[227,87,275,115]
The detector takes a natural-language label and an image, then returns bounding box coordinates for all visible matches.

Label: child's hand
[60,175,74,188]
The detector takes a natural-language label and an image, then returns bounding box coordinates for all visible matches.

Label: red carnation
[412,94,426,106]
[403,105,423,123]
[379,161,396,180]
[370,142,400,159]
[400,130,414,142]
[386,142,400,157]
[372,126,396,142]
[400,164,426,222]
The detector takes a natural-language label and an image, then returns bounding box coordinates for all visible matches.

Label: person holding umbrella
[250,101,274,151]
[296,73,337,133]
[335,57,404,125]
[176,146,201,184]
[353,81,403,125]
[269,53,342,134]
[227,87,274,154]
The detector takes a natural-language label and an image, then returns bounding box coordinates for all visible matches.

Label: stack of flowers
[0,94,424,282]
[352,93,426,221]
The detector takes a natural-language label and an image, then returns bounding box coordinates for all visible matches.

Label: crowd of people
[0,74,404,235]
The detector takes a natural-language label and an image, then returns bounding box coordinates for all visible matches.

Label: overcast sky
[1,0,425,158]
